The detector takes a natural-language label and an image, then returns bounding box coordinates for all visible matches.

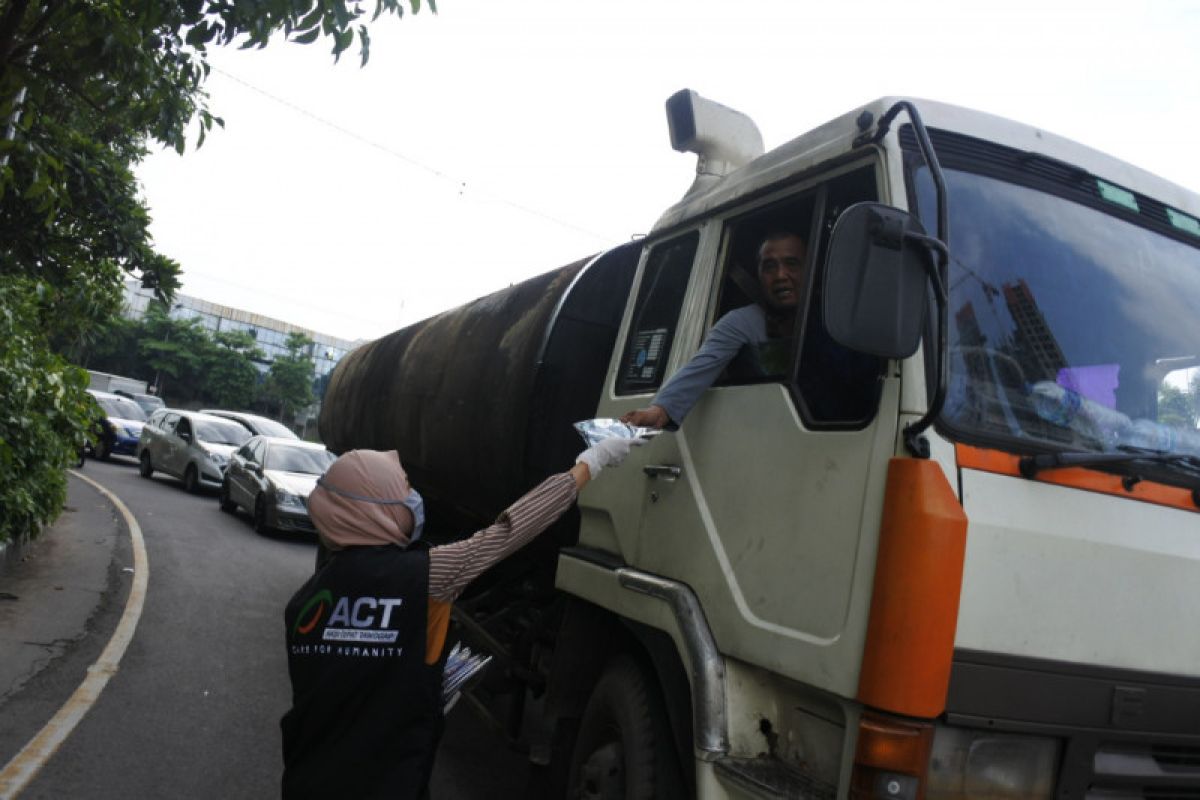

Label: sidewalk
[0,473,123,705]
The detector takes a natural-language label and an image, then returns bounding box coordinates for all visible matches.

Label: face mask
[401,488,425,542]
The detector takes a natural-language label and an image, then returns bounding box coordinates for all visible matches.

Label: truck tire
[567,655,683,800]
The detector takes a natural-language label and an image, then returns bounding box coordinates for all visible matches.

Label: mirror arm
[862,100,951,460]
[901,234,950,459]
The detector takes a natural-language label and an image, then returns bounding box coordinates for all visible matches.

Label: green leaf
[291,27,321,44]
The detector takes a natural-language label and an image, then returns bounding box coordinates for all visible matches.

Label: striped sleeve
[428,472,578,602]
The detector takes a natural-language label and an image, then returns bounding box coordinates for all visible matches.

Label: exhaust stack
[666,89,764,199]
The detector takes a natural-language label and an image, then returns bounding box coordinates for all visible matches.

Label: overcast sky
[134,0,1200,344]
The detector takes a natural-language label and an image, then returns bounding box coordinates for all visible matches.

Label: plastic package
[1029,381,1131,449]
[443,642,492,713]
[573,418,661,448]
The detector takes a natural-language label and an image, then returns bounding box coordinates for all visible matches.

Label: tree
[0,278,96,544]
[1158,374,1200,431]
[0,2,432,543]
[264,332,315,425]
[204,329,263,409]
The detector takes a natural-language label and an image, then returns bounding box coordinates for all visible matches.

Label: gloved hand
[575,436,645,478]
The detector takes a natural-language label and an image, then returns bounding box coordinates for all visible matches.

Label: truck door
[587,162,900,696]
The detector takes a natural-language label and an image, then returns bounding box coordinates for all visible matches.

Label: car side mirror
[823,202,934,360]
[179,431,192,444]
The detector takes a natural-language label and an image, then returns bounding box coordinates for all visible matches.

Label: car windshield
[913,166,1200,462]
[96,395,147,421]
[195,419,253,446]
[265,445,336,474]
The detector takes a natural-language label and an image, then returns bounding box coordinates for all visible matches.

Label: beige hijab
[308,449,415,551]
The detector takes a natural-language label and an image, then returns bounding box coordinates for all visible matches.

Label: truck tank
[319,241,641,536]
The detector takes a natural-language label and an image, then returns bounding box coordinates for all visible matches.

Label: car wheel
[253,495,270,534]
[183,464,200,494]
[567,656,684,800]
[139,451,153,478]
[96,437,111,461]
[219,480,237,513]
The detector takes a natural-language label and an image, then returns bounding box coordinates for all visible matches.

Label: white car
[219,436,335,534]
[137,409,253,492]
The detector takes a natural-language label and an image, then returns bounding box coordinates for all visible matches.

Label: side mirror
[179,431,192,444]
[823,202,934,360]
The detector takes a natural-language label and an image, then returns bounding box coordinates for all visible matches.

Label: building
[122,281,362,411]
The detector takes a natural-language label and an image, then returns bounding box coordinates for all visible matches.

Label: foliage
[1158,375,1200,430]
[204,329,264,409]
[0,277,97,543]
[0,0,431,542]
[265,332,316,425]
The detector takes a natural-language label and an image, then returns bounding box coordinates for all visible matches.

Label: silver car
[198,409,299,439]
[219,436,335,534]
[137,409,253,492]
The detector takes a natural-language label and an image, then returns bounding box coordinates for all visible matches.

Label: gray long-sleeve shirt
[653,304,768,426]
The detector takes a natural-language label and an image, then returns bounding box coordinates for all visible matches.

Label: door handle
[643,464,681,480]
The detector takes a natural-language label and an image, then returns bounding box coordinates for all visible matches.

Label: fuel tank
[319,241,641,527]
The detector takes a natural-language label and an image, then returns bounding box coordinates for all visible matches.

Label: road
[3,458,526,798]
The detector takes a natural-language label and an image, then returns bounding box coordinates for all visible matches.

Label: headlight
[926,726,1059,799]
[206,450,228,467]
[276,490,305,510]
[124,426,140,438]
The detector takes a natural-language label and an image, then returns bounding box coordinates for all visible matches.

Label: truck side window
[710,165,885,427]
[615,232,700,395]
[793,166,885,427]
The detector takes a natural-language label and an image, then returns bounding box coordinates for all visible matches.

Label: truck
[86,369,148,397]
[319,91,1200,799]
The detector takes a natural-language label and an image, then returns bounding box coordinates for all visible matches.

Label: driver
[622,231,806,430]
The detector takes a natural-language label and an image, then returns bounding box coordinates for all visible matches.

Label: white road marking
[0,470,149,799]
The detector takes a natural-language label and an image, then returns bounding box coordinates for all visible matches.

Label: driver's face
[757,235,806,311]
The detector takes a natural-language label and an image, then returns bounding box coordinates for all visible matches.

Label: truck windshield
[912,165,1200,464]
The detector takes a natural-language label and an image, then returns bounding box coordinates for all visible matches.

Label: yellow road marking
[0,471,149,799]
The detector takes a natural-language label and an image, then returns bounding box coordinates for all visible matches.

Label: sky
[134,0,1200,344]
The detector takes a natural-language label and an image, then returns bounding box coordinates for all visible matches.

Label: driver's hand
[620,405,669,429]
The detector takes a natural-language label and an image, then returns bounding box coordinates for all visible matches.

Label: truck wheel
[139,451,153,478]
[183,464,200,494]
[567,656,682,800]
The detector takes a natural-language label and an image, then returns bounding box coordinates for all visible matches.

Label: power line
[211,66,616,245]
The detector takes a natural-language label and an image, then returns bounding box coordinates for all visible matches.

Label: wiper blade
[1019,448,1200,495]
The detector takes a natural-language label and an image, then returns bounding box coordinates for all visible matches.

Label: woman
[280,436,639,799]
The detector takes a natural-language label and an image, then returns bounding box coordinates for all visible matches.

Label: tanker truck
[319,91,1200,799]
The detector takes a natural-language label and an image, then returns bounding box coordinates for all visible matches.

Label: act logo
[292,590,405,644]
[293,589,333,636]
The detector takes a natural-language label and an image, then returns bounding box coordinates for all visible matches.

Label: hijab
[308,449,415,551]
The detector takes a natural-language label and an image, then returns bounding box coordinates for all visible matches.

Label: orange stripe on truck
[857,458,968,719]
[957,443,1199,513]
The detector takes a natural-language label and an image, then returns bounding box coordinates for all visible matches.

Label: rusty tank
[319,241,641,532]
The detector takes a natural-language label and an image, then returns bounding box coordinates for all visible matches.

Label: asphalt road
[6,457,526,798]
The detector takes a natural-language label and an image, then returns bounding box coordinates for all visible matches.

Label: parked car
[114,389,166,416]
[137,409,253,492]
[199,409,299,439]
[85,389,147,460]
[219,436,335,534]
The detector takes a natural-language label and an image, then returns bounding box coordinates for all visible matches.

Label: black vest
[280,544,444,799]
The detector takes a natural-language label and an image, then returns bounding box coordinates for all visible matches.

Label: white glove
[575,436,645,478]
